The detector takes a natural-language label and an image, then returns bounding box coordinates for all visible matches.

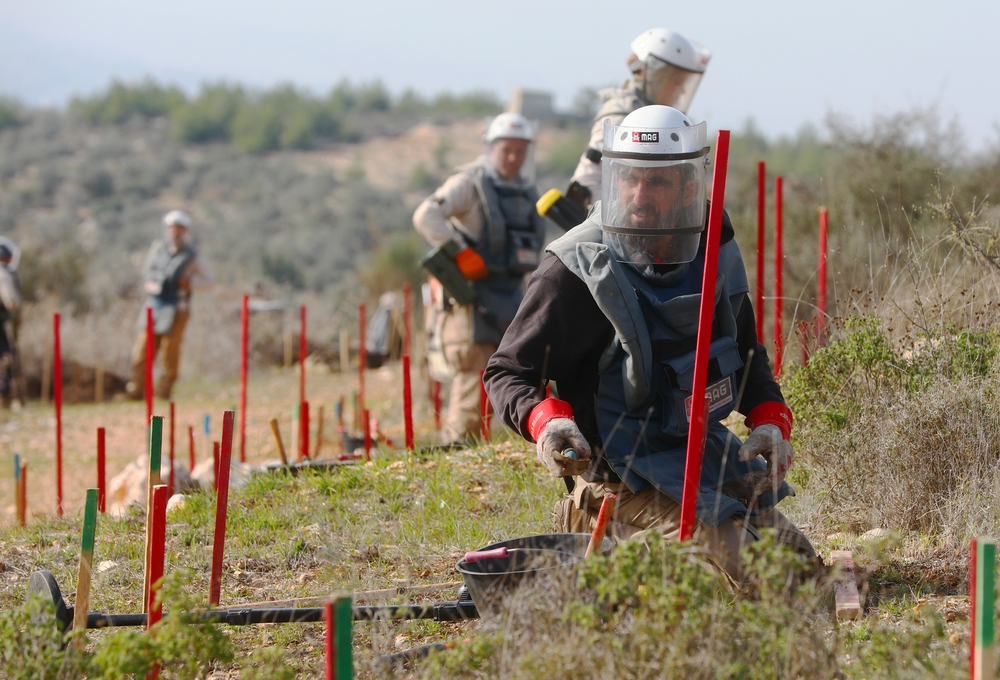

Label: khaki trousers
[440,305,495,443]
[555,480,815,585]
[130,309,190,400]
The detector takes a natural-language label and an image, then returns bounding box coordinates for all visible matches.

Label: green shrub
[70,79,186,124]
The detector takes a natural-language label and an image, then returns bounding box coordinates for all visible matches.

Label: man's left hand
[738,424,793,495]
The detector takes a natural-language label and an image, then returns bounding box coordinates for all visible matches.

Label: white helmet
[600,105,709,266]
[630,28,711,113]
[484,112,536,143]
[162,209,193,230]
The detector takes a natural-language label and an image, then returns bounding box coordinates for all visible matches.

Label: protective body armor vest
[461,159,546,345]
[144,240,196,334]
[548,210,791,527]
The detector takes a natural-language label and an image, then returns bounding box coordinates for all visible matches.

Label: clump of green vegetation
[0,570,295,678]
[419,534,962,679]
[69,78,504,154]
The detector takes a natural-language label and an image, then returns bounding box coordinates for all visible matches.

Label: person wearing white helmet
[485,106,814,585]
[126,209,214,400]
[413,112,547,445]
[567,28,711,211]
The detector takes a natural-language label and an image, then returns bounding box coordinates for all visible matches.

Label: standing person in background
[0,240,21,408]
[126,210,214,401]
[567,28,711,210]
[414,113,546,446]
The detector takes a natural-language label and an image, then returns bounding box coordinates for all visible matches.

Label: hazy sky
[1,0,998,147]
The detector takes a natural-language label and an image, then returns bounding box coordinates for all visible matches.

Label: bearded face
[603,163,704,265]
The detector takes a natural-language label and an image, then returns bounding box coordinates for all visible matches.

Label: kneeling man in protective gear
[484,105,814,585]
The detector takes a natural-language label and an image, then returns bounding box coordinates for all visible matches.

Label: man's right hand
[454,247,488,281]
[536,418,591,476]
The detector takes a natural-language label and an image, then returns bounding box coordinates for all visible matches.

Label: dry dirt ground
[0,358,443,522]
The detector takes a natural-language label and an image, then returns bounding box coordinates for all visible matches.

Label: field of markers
[4,143,1000,676]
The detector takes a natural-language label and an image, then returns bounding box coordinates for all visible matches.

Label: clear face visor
[642,56,704,113]
[600,122,708,266]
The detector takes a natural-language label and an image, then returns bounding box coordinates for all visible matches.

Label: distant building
[508,88,555,121]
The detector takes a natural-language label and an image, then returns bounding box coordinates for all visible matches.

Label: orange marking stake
[586,493,617,557]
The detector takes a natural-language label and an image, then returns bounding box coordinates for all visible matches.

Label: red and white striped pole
[53,313,63,516]
[678,130,730,542]
[773,176,784,378]
[817,206,829,347]
[756,161,766,345]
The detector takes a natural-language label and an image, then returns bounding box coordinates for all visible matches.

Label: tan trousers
[555,480,815,585]
[130,309,190,400]
[440,305,495,443]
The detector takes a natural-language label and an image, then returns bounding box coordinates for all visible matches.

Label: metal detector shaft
[75,600,478,629]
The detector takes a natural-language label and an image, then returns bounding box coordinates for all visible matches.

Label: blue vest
[548,211,792,527]
[462,159,546,345]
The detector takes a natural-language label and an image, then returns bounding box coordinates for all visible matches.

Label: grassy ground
[0,352,982,677]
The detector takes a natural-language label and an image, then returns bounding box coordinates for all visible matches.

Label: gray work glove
[738,424,794,495]
[535,418,592,477]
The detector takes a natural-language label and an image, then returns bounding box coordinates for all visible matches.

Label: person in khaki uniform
[127,210,213,400]
[568,28,711,208]
[485,106,814,586]
[414,113,546,445]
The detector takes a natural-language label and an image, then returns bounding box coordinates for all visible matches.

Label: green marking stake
[974,538,996,679]
[335,595,353,679]
[73,488,99,633]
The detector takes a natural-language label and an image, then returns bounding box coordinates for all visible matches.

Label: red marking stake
[432,381,441,430]
[168,403,175,497]
[479,370,490,440]
[773,176,784,377]
[756,161,766,345]
[403,282,412,357]
[818,206,829,346]
[678,130,731,543]
[358,303,366,415]
[188,426,195,471]
[403,355,414,451]
[299,304,307,404]
[209,411,235,606]
[97,428,106,513]
[970,537,977,679]
[145,307,154,424]
[147,484,169,625]
[363,409,371,463]
[324,599,335,679]
[53,313,63,516]
[240,295,249,463]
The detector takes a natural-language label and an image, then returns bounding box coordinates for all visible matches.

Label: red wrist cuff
[527,398,574,442]
[745,402,793,441]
